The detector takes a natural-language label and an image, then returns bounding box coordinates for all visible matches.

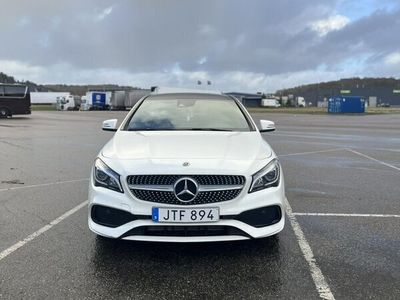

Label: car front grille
[127,175,245,205]
[128,175,245,186]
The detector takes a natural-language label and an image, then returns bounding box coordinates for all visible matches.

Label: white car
[88,93,286,242]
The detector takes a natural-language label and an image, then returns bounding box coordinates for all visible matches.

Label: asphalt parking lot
[0,111,399,299]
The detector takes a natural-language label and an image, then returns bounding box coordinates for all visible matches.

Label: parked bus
[0,83,31,118]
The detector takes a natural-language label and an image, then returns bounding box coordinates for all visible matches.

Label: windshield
[125,98,252,131]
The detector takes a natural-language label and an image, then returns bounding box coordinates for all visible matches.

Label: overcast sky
[0,0,399,92]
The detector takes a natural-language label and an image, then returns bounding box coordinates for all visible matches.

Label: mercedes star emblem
[173,177,199,202]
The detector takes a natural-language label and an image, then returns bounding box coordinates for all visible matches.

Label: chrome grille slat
[128,184,174,192]
[127,175,245,205]
[198,184,243,192]
[128,184,243,192]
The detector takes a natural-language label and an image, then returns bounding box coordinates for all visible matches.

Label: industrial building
[278,79,400,107]
[225,92,263,107]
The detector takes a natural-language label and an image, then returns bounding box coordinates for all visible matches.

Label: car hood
[102,131,272,161]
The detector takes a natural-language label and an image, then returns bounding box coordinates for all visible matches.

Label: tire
[0,107,10,118]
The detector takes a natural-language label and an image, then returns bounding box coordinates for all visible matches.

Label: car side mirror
[102,119,118,131]
[259,120,276,132]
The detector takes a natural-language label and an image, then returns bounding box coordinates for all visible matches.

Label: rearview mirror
[102,119,118,131]
[259,120,275,132]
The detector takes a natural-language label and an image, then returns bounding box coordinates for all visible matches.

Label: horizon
[2,71,400,94]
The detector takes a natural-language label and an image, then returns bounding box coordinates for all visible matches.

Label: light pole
[197,80,212,90]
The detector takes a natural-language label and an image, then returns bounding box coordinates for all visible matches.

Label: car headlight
[93,158,123,193]
[249,159,280,193]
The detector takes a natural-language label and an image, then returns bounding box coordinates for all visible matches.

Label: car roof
[146,92,233,101]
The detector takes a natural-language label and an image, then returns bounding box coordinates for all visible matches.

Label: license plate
[152,207,219,223]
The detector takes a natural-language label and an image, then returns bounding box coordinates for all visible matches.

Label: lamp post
[197,80,212,90]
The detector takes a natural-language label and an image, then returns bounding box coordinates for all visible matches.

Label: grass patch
[247,107,326,114]
[31,104,56,111]
[366,107,400,114]
[247,107,400,114]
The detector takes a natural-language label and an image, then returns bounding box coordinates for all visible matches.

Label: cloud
[310,15,350,36]
[96,5,114,21]
[197,57,208,65]
[384,52,400,65]
[0,1,399,92]
[0,60,44,82]
[198,24,216,36]
[17,16,31,27]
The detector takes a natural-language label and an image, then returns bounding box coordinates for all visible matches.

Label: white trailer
[125,89,151,109]
[261,98,281,107]
[30,92,70,104]
[110,91,128,110]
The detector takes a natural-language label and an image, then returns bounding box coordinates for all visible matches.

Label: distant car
[88,93,286,242]
[379,103,391,107]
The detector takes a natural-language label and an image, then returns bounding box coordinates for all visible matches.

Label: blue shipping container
[92,92,106,108]
[328,96,365,113]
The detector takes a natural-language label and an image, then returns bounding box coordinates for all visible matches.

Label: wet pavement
[0,111,399,299]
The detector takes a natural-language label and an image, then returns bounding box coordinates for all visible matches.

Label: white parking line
[272,135,400,153]
[364,147,400,153]
[293,212,400,218]
[0,178,89,192]
[285,199,335,300]
[346,149,400,172]
[273,132,346,141]
[280,148,345,157]
[0,200,88,262]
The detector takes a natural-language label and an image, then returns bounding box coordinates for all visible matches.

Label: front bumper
[88,171,286,242]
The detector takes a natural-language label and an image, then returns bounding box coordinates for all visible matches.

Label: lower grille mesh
[131,189,242,205]
[121,226,249,237]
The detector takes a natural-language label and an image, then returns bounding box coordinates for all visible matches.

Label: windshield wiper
[187,128,233,131]
[128,128,233,131]
[128,128,175,131]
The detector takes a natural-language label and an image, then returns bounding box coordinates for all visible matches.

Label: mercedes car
[88,92,286,242]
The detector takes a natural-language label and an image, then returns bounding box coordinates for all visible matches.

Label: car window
[125,98,252,131]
